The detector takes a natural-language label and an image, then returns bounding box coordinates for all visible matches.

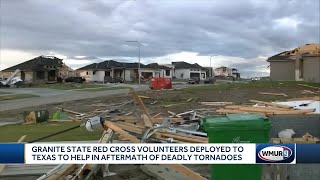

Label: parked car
[188,77,200,84]
[65,77,86,83]
[204,77,216,84]
[251,77,261,81]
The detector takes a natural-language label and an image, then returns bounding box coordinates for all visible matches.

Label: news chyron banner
[0,143,319,164]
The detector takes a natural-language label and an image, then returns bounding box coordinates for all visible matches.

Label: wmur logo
[256,144,295,164]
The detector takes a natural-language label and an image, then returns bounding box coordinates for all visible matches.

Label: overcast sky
[0,0,319,77]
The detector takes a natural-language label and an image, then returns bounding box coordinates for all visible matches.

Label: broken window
[165,70,170,76]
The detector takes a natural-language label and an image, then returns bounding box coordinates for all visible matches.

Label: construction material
[186,98,193,102]
[278,129,295,138]
[140,164,192,180]
[250,100,292,109]
[259,92,288,97]
[200,102,233,106]
[298,84,320,90]
[104,121,140,143]
[129,88,154,127]
[301,90,318,94]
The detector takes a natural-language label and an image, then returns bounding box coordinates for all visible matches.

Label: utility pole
[126,41,141,87]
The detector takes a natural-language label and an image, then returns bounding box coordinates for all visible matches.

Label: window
[165,70,170,76]
[86,71,89,75]
[93,71,96,75]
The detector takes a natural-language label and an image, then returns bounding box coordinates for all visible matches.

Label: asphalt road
[0,87,134,112]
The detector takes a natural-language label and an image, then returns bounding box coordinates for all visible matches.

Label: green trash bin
[201,113,272,180]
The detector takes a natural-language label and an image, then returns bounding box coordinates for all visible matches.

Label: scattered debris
[259,92,288,97]
[186,98,193,102]
[298,84,320,90]
[278,129,295,138]
[301,90,318,95]
[200,102,233,106]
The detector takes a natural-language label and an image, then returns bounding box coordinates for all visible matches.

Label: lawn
[182,80,320,93]
[0,93,39,101]
[0,122,103,142]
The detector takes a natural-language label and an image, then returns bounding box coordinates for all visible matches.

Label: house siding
[270,61,295,81]
[92,71,105,82]
[303,56,320,83]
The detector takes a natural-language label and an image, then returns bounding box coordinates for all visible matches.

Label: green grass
[182,80,320,93]
[0,93,39,101]
[0,91,11,95]
[0,122,102,142]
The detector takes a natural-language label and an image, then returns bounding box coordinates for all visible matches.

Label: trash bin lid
[201,113,271,130]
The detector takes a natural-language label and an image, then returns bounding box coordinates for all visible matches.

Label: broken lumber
[113,122,207,143]
[0,135,26,174]
[104,122,206,180]
[298,84,320,90]
[168,111,182,118]
[129,88,154,127]
[139,95,151,99]
[104,121,140,143]
[200,102,233,106]
[216,109,250,114]
[186,98,193,102]
[164,103,186,108]
[259,92,288,97]
[287,96,320,101]
[57,108,84,116]
[239,107,314,114]
[169,164,206,180]
[250,100,292,109]
[301,90,318,94]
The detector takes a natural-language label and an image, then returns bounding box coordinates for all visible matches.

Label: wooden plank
[216,109,252,114]
[287,96,320,101]
[104,121,140,143]
[152,112,162,118]
[239,107,315,114]
[168,164,206,180]
[103,123,206,180]
[302,90,318,94]
[250,100,293,109]
[143,114,153,128]
[129,88,154,127]
[0,135,26,174]
[46,164,78,180]
[113,122,208,143]
[259,92,288,97]
[168,111,182,118]
[298,84,320,90]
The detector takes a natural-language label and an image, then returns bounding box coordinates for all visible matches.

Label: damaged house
[0,56,64,84]
[76,60,173,82]
[267,43,320,82]
[172,61,207,80]
[213,66,241,79]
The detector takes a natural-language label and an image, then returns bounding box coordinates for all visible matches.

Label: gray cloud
[0,0,319,74]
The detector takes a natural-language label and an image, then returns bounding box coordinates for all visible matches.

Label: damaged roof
[2,56,63,71]
[77,60,172,70]
[172,61,204,69]
[267,43,320,62]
